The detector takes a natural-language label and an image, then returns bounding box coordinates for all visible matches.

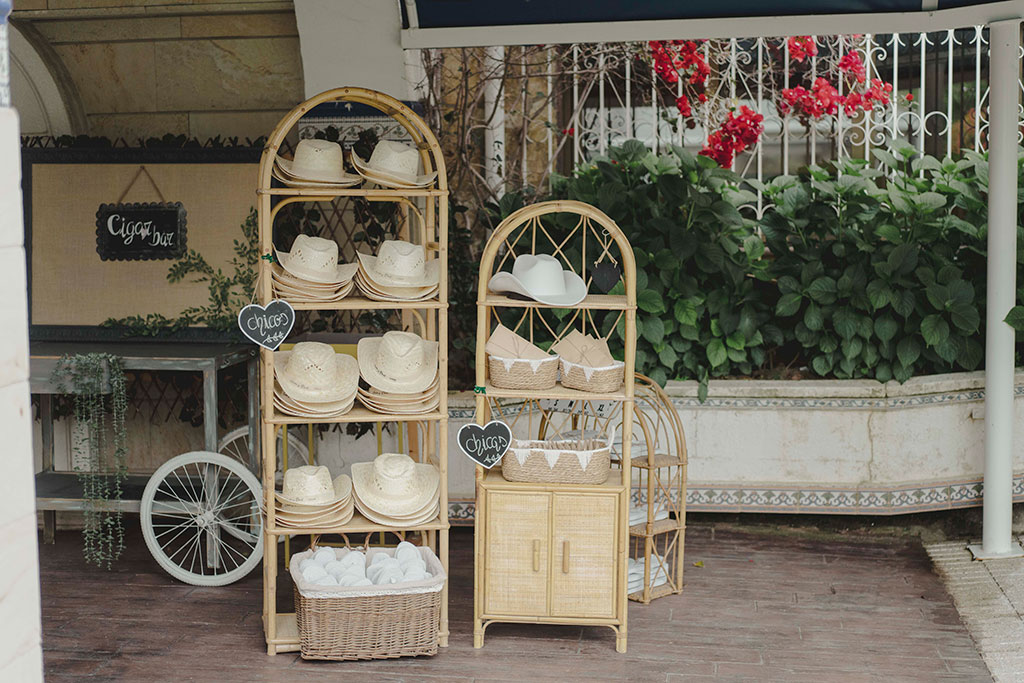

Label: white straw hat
[352,140,438,188]
[279,467,351,506]
[356,240,439,288]
[274,342,358,403]
[275,139,360,185]
[275,235,354,284]
[487,254,587,306]
[351,454,440,517]
[357,331,438,394]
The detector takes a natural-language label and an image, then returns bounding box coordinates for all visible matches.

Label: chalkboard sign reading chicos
[95,202,187,261]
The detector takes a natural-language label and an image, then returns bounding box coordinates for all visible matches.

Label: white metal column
[970,18,1024,561]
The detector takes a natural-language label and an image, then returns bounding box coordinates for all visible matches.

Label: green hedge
[505,140,1024,398]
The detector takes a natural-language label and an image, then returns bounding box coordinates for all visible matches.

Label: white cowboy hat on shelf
[351,453,440,519]
[356,240,440,289]
[274,138,361,186]
[351,140,438,188]
[274,342,358,404]
[357,331,438,395]
[487,254,587,307]
[274,235,356,285]
[277,466,351,507]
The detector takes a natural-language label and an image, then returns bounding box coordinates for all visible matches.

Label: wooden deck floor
[40,523,989,681]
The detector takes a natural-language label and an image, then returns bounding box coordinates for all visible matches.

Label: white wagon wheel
[140,451,263,586]
[217,425,309,487]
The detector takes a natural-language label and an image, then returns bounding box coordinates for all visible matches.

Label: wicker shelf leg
[616,626,627,653]
[439,527,450,647]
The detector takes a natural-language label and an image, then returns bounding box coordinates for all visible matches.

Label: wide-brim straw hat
[351,140,438,188]
[351,453,440,517]
[274,383,355,418]
[271,164,361,189]
[278,468,352,507]
[273,263,357,290]
[357,331,438,394]
[275,235,354,285]
[354,492,439,526]
[487,254,587,307]
[275,139,362,185]
[355,270,437,302]
[274,342,359,403]
[356,241,439,289]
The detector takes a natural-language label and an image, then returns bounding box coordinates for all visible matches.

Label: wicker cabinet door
[484,491,551,617]
[550,492,618,619]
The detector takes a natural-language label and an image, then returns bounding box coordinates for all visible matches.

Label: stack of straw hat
[274,342,358,418]
[357,331,439,415]
[355,240,439,301]
[352,453,440,526]
[273,235,357,303]
[275,465,354,529]
[351,140,437,189]
[272,139,362,189]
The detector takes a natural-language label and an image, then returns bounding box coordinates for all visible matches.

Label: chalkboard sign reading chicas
[457,420,513,469]
[95,202,187,261]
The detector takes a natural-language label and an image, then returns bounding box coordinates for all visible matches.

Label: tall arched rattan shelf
[256,87,450,654]
[472,200,636,653]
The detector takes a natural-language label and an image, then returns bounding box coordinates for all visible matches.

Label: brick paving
[927,539,1024,682]
[40,523,990,681]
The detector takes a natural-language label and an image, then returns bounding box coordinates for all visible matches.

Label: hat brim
[351,152,438,188]
[274,248,357,285]
[274,352,359,403]
[357,337,438,394]
[277,473,353,507]
[356,252,440,289]
[354,492,439,525]
[487,269,588,307]
[351,462,440,518]
[275,156,362,186]
[273,264,355,289]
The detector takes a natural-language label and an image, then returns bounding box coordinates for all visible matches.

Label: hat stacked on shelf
[275,465,354,529]
[352,453,440,526]
[273,139,362,189]
[352,140,438,189]
[273,235,357,303]
[355,240,439,302]
[487,253,587,306]
[274,342,358,418]
[357,331,440,415]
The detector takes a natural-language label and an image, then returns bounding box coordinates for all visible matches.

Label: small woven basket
[559,358,625,393]
[291,545,445,661]
[487,353,559,390]
[501,433,613,485]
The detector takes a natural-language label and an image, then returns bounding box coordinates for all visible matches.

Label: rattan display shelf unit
[257,87,451,656]
[473,200,637,654]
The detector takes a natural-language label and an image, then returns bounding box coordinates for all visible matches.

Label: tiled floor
[40,523,990,681]
[927,539,1024,682]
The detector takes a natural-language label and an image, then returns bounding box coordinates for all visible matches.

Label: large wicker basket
[559,357,625,393]
[501,432,613,484]
[488,353,559,390]
[290,546,445,661]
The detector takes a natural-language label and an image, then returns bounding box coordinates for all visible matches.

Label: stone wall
[11,0,304,141]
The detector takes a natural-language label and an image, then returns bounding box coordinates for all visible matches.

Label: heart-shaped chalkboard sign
[237,300,295,351]
[591,261,622,294]
[457,420,513,469]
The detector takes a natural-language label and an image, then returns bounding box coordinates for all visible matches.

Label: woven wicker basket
[501,433,613,484]
[559,357,625,393]
[291,546,445,661]
[487,353,559,390]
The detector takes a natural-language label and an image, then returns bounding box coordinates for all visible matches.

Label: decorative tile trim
[667,387,1008,411]
[447,476,1024,521]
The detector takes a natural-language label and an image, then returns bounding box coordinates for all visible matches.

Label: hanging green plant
[52,353,128,569]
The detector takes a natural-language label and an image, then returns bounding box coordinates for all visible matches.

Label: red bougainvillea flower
[648,40,710,121]
[675,94,692,118]
[787,36,818,63]
[838,51,867,83]
[561,127,575,137]
[905,92,914,102]
[700,106,764,168]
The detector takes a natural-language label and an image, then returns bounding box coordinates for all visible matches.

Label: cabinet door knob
[562,540,570,573]
[533,539,540,572]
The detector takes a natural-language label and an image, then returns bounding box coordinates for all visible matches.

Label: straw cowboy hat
[351,453,440,517]
[550,330,616,367]
[487,254,587,306]
[358,331,438,394]
[356,240,439,289]
[278,466,352,506]
[275,139,361,185]
[275,235,356,284]
[274,342,359,403]
[352,140,438,188]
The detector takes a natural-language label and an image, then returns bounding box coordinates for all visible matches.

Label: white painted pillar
[483,46,506,197]
[971,18,1024,560]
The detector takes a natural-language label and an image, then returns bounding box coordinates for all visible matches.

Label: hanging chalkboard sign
[237,300,295,351]
[95,202,187,261]
[457,420,512,469]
